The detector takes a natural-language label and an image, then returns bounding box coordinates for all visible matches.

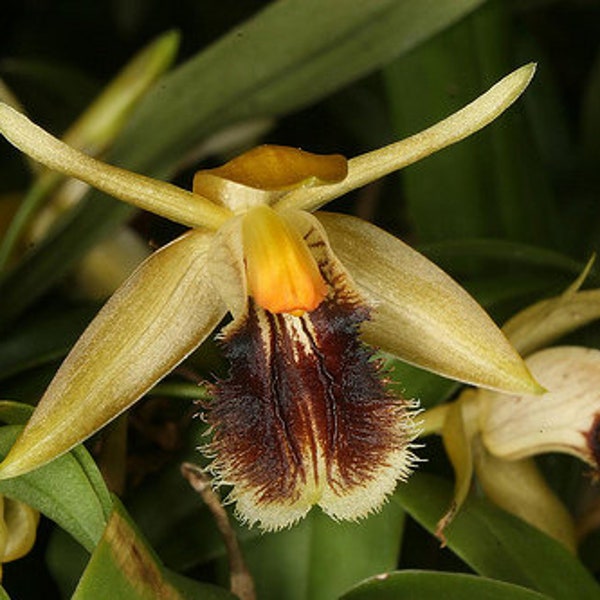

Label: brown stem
[181,462,256,600]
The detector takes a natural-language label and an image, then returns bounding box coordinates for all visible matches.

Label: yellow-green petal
[318,212,541,394]
[0,102,232,230]
[276,64,536,213]
[480,346,600,466]
[0,230,226,478]
[472,448,576,552]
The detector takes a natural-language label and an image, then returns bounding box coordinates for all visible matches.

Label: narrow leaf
[341,570,551,600]
[72,499,234,600]
[239,503,404,600]
[0,423,111,552]
[395,473,600,600]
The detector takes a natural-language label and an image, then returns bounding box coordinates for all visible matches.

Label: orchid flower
[423,265,600,551]
[0,65,541,530]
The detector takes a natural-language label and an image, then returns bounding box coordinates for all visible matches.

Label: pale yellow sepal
[317,212,542,395]
[276,63,536,213]
[0,230,226,478]
[0,102,232,230]
[480,346,600,466]
[472,446,576,552]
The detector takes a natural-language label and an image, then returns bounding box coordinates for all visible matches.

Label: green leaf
[46,528,90,598]
[0,422,112,551]
[581,48,600,257]
[395,474,600,600]
[0,400,36,425]
[418,239,589,281]
[243,501,405,600]
[72,499,234,600]
[115,0,490,171]
[0,585,10,600]
[384,0,556,245]
[0,0,487,327]
[0,305,96,380]
[461,273,566,318]
[382,353,460,409]
[127,456,258,572]
[341,570,551,600]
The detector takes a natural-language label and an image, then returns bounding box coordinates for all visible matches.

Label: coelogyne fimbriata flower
[0,65,541,529]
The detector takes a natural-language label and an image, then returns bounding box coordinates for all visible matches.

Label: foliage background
[1,0,600,598]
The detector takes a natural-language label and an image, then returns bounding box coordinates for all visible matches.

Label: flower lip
[205,293,417,530]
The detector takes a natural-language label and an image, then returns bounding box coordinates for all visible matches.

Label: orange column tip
[242,205,327,316]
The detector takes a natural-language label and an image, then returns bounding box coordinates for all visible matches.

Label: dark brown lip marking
[585,412,600,469]
[202,288,412,523]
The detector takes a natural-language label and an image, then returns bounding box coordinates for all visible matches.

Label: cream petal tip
[503,365,546,396]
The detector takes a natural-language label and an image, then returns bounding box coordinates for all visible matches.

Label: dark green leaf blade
[384,1,556,245]
[115,0,490,171]
[72,499,234,600]
[244,501,404,600]
[395,474,600,600]
[341,570,551,600]
[0,422,112,551]
[0,305,96,380]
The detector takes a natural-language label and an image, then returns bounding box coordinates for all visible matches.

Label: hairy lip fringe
[202,213,419,530]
